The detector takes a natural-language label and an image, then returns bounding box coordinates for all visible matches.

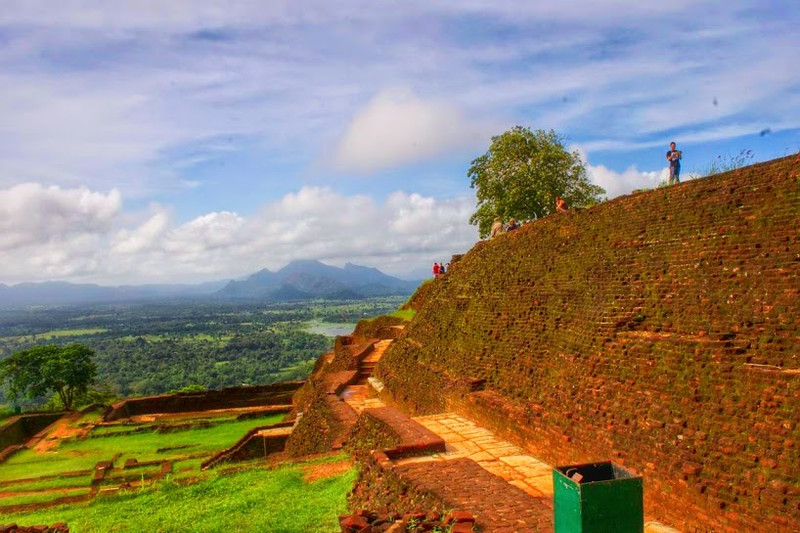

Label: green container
[553,461,643,533]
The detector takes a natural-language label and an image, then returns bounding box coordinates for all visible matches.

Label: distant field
[116,333,234,345]
[1,455,354,532]
[0,298,405,399]
[2,328,108,343]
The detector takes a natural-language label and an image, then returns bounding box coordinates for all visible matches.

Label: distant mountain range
[218,260,420,301]
[0,261,421,308]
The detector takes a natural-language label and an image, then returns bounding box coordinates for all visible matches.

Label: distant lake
[304,321,357,337]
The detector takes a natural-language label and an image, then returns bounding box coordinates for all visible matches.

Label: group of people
[485,142,683,243]
[489,196,569,239]
[432,262,449,277]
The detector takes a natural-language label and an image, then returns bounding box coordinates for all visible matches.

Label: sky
[1,1,798,285]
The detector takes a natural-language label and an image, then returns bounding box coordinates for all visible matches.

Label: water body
[304,321,357,337]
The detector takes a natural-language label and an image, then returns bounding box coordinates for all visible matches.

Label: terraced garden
[0,408,287,513]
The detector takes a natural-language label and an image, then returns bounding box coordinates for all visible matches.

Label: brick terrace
[376,155,800,532]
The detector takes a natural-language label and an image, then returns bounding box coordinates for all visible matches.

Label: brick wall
[0,412,64,450]
[376,155,800,532]
[104,382,302,421]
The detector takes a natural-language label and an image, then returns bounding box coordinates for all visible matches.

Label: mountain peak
[219,260,421,301]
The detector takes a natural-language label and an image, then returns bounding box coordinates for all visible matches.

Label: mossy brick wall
[285,395,344,457]
[326,335,375,373]
[377,155,800,532]
[352,316,405,341]
[347,413,445,516]
[285,371,359,457]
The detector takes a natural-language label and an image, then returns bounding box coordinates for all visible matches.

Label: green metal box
[553,461,643,533]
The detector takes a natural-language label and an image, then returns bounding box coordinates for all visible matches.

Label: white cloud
[588,164,667,198]
[574,145,677,198]
[0,184,477,285]
[111,211,171,255]
[0,1,797,286]
[0,183,121,250]
[333,88,493,173]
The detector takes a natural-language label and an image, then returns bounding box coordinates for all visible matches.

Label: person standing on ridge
[666,141,682,185]
[432,262,440,277]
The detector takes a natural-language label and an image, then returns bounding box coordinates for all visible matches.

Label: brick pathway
[413,414,554,500]
[395,457,552,532]
[338,338,679,532]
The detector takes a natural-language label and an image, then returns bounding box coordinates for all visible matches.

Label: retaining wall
[0,412,64,451]
[376,155,800,532]
[104,382,302,421]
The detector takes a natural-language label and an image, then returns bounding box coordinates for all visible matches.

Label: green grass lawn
[0,487,91,507]
[2,457,355,532]
[0,474,91,493]
[389,309,416,321]
[0,415,285,485]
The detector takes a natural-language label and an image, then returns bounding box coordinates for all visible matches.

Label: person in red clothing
[433,262,440,277]
[555,196,568,213]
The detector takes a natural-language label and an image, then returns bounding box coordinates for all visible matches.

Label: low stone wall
[104,382,303,421]
[0,524,69,532]
[202,420,295,469]
[0,412,64,454]
[326,336,376,373]
[347,412,445,517]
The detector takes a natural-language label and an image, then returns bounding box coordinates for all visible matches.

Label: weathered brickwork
[377,155,800,532]
[0,413,64,451]
[352,316,406,341]
[286,370,360,456]
[104,382,302,421]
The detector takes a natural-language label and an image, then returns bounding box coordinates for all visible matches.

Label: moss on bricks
[376,154,800,532]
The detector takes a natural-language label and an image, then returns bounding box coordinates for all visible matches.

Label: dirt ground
[31,412,89,453]
[302,459,353,482]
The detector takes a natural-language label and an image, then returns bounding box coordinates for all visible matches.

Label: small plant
[703,149,754,176]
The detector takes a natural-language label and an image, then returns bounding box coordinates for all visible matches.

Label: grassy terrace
[0,411,287,507]
[2,455,354,532]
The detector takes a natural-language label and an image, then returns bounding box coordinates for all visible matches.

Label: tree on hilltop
[468,126,605,237]
[0,344,97,410]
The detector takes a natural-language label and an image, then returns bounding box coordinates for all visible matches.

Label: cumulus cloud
[333,88,492,173]
[587,164,667,199]
[0,184,477,285]
[573,145,670,198]
[0,183,121,250]
[111,211,171,255]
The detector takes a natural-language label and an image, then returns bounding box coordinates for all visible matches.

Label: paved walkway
[412,414,554,501]
[338,337,679,532]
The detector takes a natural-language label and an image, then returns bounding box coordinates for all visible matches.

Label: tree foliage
[0,344,97,410]
[468,126,606,237]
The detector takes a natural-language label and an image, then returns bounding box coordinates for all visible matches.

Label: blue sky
[0,1,798,285]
